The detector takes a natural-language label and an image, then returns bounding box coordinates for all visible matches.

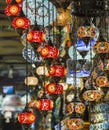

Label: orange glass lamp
[83,89,103,101]
[18,111,36,125]
[6,0,23,4]
[12,17,31,29]
[24,76,38,86]
[29,99,54,111]
[40,45,59,58]
[46,83,63,94]
[96,76,109,87]
[26,30,45,43]
[4,4,21,16]
[49,65,66,77]
[66,118,84,130]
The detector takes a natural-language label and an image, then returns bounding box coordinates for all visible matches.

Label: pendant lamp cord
[25,0,29,106]
[34,0,37,25]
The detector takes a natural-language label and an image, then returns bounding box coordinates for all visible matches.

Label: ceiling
[0,0,27,92]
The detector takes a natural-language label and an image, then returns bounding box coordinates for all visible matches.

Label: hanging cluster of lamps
[4,0,109,129]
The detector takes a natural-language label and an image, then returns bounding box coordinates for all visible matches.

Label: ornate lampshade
[77,25,96,39]
[96,76,108,87]
[36,65,48,76]
[83,89,103,101]
[4,4,21,16]
[26,30,45,43]
[12,17,31,29]
[6,0,23,4]
[24,76,38,86]
[29,99,54,111]
[46,83,63,94]
[66,101,85,115]
[40,45,59,59]
[46,83,56,94]
[93,35,109,65]
[77,24,96,46]
[18,112,36,124]
[75,102,86,114]
[66,118,84,130]
[93,42,109,54]
[49,65,66,77]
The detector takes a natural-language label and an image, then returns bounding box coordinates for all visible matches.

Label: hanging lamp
[4,4,21,16]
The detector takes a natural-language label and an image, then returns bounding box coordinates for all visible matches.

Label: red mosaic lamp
[40,45,59,59]
[29,99,54,111]
[46,83,63,94]
[49,65,66,77]
[4,4,21,16]
[12,17,31,29]
[27,30,45,43]
[6,0,23,4]
[18,111,36,125]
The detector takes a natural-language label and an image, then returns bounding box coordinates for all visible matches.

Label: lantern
[26,30,45,43]
[96,76,108,87]
[66,102,85,115]
[67,118,84,130]
[77,25,96,38]
[93,39,109,64]
[24,76,38,86]
[49,65,66,77]
[6,0,23,4]
[46,83,56,94]
[83,89,103,101]
[46,83,63,94]
[4,4,21,16]
[77,23,97,46]
[75,102,86,114]
[40,45,59,58]
[66,102,74,114]
[93,42,109,54]
[36,65,48,76]
[29,99,54,111]
[18,112,36,124]
[12,17,31,29]
[36,99,54,111]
